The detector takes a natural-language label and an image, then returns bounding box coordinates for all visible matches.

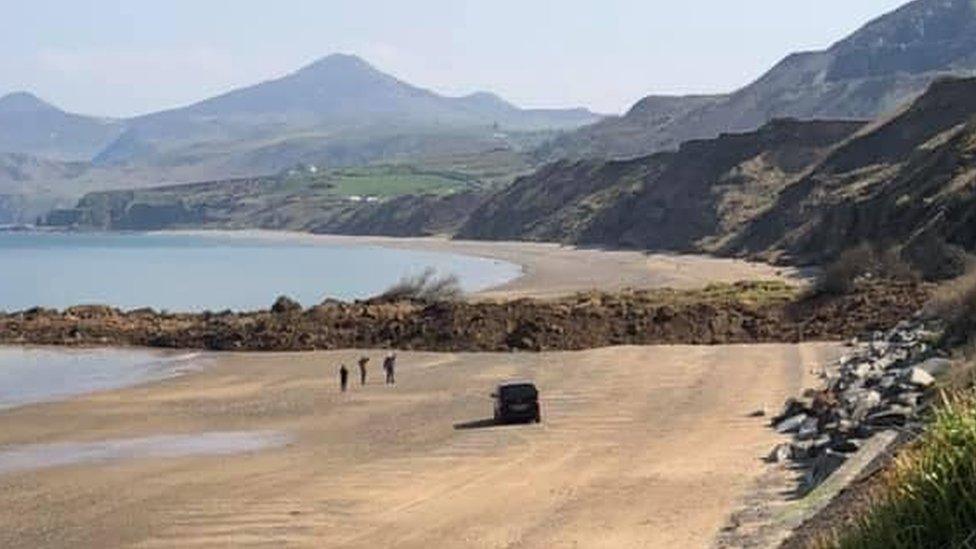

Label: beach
[172,231,803,300]
[0,343,842,548]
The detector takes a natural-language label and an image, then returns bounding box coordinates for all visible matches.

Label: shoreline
[157,228,805,300]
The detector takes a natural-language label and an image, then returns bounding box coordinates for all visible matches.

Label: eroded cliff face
[463,78,976,280]
[726,77,976,278]
[458,119,865,250]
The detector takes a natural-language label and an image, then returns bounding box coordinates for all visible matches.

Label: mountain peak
[0,92,56,114]
[298,53,380,75]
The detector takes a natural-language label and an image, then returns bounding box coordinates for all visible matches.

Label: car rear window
[499,384,538,400]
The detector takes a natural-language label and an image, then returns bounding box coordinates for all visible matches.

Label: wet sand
[175,231,801,300]
[0,343,841,548]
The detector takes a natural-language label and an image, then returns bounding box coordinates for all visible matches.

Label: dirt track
[0,344,841,548]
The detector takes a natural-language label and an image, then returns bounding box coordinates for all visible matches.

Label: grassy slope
[824,389,976,548]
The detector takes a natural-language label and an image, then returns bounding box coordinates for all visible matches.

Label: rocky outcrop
[0,282,929,352]
[767,318,947,494]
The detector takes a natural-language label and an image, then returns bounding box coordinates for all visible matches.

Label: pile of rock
[767,319,949,493]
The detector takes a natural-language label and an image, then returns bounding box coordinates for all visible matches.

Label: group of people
[338,352,397,392]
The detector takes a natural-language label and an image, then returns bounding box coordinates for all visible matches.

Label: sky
[0,0,911,117]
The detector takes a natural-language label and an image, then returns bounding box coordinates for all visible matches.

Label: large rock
[801,450,847,493]
[904,367,936,388]
[797,417,821,440]
[916,357,951,378]
[775,414,808,434]
[866,405,914,427]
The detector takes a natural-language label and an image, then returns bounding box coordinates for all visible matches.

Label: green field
[284,165,475,198]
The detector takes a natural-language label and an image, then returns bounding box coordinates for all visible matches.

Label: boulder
[766,443,792,463]
[916,357,951,378]
[893,391,923,409]
[801,450,847,492]
[866,405,914,427]
[830,437,862,454]
[797,417,821,440]
[904,367,935,388]
[849,390,882,421]
[775,414,808,434]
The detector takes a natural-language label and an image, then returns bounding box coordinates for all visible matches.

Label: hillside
[91,54,599,168]
[541,0,976,161]
[0,93,123,162]
[0,55,597,222]
[459,119,865,249]
[726,76,976,279]
[466,76,976,281]
[42,165,487,236]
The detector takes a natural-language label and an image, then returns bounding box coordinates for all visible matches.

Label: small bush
[816,244,918,295]
[271,295,303,314]
[822,390,976,549]
[375,267,462,303]
[924,269,976,345]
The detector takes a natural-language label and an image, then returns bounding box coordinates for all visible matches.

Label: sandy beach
[0,343,842,548]
[173,231,801,300]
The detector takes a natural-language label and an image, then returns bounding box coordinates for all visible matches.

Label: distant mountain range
[91,54,600,167]
[540,0,976,160]
[0,54,600,222]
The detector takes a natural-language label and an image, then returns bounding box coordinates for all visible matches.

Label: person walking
[339,364,349,392]
[357,355,369,386]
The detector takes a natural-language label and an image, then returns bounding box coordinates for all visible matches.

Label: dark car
[492,382,541,424]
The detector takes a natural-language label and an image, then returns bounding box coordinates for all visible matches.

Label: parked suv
[492,382,541,424]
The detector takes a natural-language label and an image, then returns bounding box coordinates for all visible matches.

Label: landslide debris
[0,281,928,352]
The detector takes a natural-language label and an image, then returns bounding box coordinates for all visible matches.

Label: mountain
[94,54,601,167]
[0,92,123,161]
[457,119,865,247]
[725,76,976,279]
[540,0,976,161]
[465,76,976,281]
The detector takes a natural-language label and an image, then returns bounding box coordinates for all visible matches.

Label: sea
[0,230,521,312]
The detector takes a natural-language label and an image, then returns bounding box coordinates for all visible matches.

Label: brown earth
[0,281,929,352]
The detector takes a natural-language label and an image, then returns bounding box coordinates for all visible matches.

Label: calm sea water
[0,231,520,312]
[0,347,200,410]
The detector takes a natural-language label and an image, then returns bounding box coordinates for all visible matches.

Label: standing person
[357,355,369,386]
[383,352,397,385]
[339,364,349,392]
[387,352,397,385]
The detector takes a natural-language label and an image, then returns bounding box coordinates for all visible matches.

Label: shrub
[924,269,976,345]
[822,390,976,549]
[815,244,918,295]
[375,267,462,303]
[271,295,302,314]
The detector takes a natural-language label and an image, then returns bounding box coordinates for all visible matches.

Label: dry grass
[816,244,918,296]
[924,269,976,345]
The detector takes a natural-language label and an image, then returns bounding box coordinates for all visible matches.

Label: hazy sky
[1,0,910,117]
